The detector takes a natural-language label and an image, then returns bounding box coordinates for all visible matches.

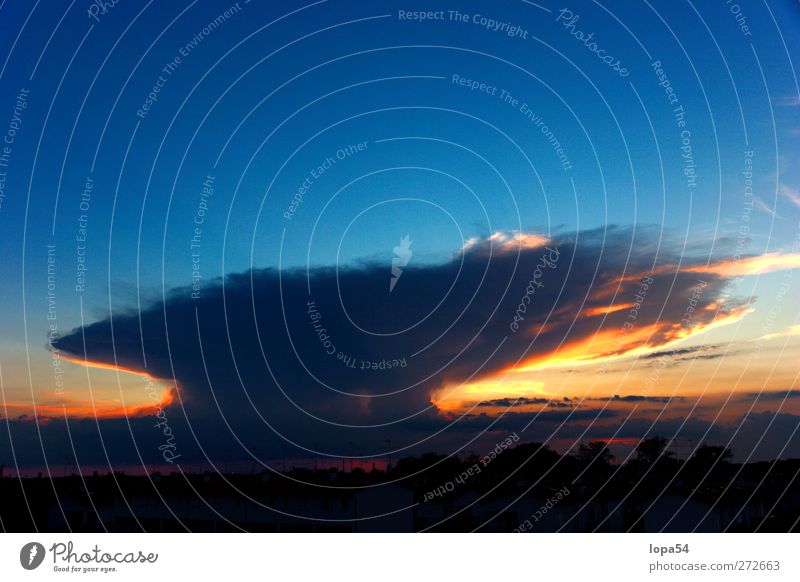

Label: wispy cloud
[685,252,800,277]
[759,324,800,342]
[776,95,800,107]
[780,184,800,207]
[753,196,780,219]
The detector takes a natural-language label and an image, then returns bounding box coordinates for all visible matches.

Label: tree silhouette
[574,441,614,466]
[691,444,733,466]
[635,437,674,465]
[678,443,735,489]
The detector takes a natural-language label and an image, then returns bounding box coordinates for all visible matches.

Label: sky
[0,0,799,473]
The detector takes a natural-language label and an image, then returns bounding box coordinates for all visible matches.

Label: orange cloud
[59,354,164,378]
[434,300,751,411]
[16,354,179,420]
[3,393,174,421]
[513,305,749,374]
[582,303,637,318]
[432,379,547,413]
[685,253,800,278]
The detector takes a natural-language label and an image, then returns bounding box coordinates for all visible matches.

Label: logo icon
[390,235,413,292]
[20,542,46,570]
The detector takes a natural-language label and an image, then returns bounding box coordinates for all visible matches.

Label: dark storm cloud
[740,390,800,402]
[475,394,686,407]
[476,397,575,408]
[637,344,727,361]
[598,395,685,403]
[37,227,745,464]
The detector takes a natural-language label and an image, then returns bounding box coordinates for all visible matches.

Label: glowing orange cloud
[432,380,547,413]
[434,301,751,411]
[59,354,162,378]
[685,253,800,278]
[582,303,637,318]
[511,323,662,373]
[20,354,179,419]
[4,392,175,420]
[513,305,749,374]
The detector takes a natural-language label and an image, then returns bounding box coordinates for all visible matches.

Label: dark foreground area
[2,439,799,532]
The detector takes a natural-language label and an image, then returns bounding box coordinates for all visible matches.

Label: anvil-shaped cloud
[42,225,797,464]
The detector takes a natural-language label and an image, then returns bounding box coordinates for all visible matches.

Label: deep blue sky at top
[0,0,798,336]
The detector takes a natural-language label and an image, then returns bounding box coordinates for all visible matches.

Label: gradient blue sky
[1,2,798,311]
